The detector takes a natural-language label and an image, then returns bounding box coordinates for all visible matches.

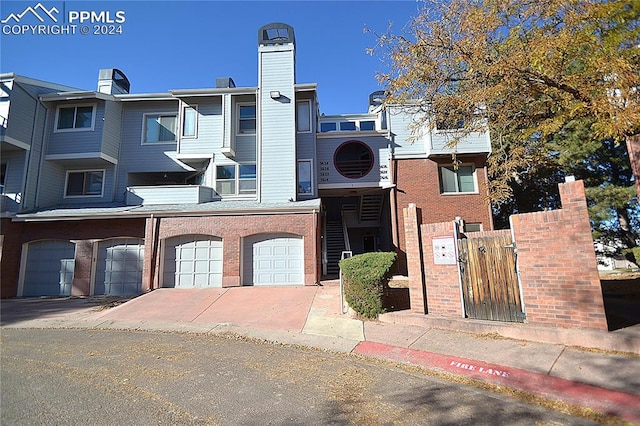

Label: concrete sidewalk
[1,282,639,423]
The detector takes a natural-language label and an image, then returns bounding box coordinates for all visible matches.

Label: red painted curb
[354,341,640,423]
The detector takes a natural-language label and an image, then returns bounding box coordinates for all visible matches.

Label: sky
[0,1,423,114]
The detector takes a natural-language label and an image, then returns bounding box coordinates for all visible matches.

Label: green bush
[623,247,640,266]
[339,252,397,319]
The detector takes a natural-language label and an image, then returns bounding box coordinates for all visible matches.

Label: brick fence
[404,179,609,331]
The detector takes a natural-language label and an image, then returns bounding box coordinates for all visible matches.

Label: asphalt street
[1,328,598,425]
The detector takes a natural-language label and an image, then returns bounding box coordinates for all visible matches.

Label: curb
[354,341,640,423]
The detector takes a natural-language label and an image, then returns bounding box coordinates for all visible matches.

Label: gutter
[11,203,323,222]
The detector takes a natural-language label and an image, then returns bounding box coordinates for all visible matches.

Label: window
[339,121,357,131]
[464,223,483,232]
[359,120,376,131]
[65,170,104,197]
[320,122,336,132]
[143,113,176,143]
[334,140,374,179]
[296,101,311,133]
[56,105,95,131]
[439,165,476,193]
[297,160,312,195]
[182,105,198,138]
[216,164,256,196]
[238,104,256,134]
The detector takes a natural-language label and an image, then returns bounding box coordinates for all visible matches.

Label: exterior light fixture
[270,90,281,99]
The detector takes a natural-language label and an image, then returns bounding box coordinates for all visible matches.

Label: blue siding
[115,101,181,198]
[36,160,66,207]
[47,101,105,156]
[5,83,37,147]
[316,135,390,187]
[259,47,296,202]
[179,98,223,154]
[430,130,491,154]
[22,99,48,210]
[102,101,122,160]
[1,150,26,213]
[387,107,428,157]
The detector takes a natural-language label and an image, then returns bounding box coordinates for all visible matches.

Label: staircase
[359,194,384,222]
[325,220,345,275]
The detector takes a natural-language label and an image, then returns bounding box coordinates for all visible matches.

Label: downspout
[313,208,319,285]
[390,158,399,248]
[148,213,160,291]
[20,96,42,211]
[32,99,49,209]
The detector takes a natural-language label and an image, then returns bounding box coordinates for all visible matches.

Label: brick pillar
[512,180,608,330]
[421,221,463,317]
[222,235,241,287]
[72,240,93,296]
[403,204,427,313]
[142,216,158,292]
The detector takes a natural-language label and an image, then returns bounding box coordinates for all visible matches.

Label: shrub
[339,252,397,319]
[623,247,640,267]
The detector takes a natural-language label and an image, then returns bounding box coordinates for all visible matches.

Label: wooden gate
[457,231,525,322]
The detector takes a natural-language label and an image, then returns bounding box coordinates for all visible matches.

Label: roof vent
[258,23,295,45]
[216,78,236,89]
[97,68,130,94]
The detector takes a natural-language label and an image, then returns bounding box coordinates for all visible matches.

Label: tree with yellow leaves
[373,0,639,203]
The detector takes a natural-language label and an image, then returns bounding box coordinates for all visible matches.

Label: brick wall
[393,156,492,272]
[511,180,608,330]
[403,205,426,313]
[419,220,464,317]
[143,212,320,289]
[2,211,320,298]
[1,219,23,298]
[403,179,609,331]
[0,218,145,298]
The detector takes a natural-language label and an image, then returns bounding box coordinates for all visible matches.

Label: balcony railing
[126,185,215,206]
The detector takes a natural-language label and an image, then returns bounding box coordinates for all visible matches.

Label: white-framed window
[297,159,313,195]
[55,104,96,132]
[181,105,198,138]
[237,103,256,134]
[215,163,256,196]
[439,165,477,194]
[64,170,104,197]
[142,113,177,144]
[320,122,337,132]
[296,100,311,133]
[464,223,483,232]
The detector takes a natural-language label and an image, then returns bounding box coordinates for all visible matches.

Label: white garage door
[95,238,144,296]
[244,234,304,286]
[163,235,223,288]
[22,240,75,297]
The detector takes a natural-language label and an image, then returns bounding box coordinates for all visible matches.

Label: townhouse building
[0,23,492,298]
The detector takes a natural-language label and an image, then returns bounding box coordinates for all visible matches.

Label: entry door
[457,232,524,322]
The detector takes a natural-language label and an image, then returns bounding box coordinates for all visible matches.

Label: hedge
[339,252,397,319]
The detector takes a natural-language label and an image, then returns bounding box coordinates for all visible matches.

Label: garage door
[22,240,75,297]
[95,238,144,296]
[163,235,223,288]
[244,234,304,286]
